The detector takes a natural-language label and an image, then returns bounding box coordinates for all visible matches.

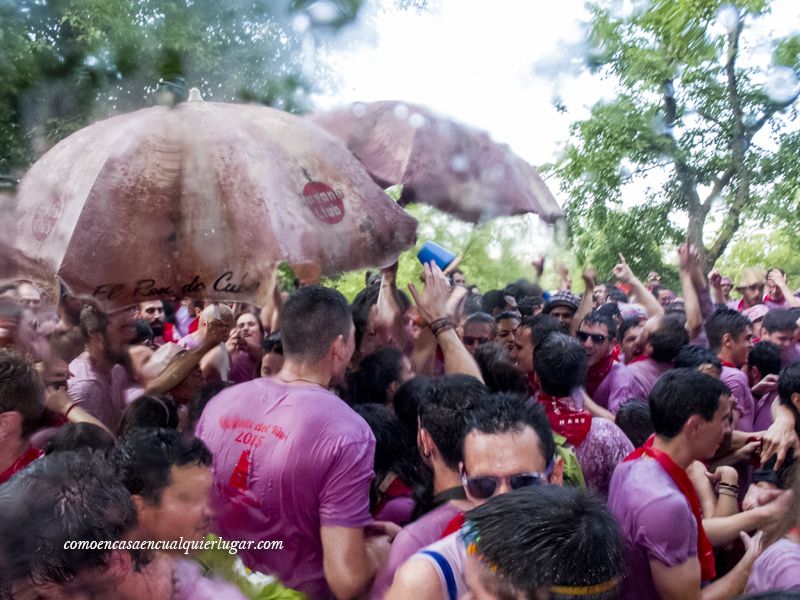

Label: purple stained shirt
[608,358,672,413]
[67,351,128,431]
[609,457,698,600]
[592,361,629,410]
[375,495,415,527]
[173,557,248,600]
[721,365,756,432]
[196,378,375,600]
[574,418,634,497]
[753,390,778,433]
[371,500,462,599]
[747,538,800,593]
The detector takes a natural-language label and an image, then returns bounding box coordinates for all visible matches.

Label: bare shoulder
[385,556,445,600]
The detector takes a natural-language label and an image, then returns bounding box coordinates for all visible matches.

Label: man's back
[609,458,697,599]
[196,378,375,599]
[720,365,755,431]
[67,351,127,430]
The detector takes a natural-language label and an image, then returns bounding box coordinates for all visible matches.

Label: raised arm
[613,254,663,318]
[679,243,702,338]
[570,268,597,337]
[409,263,483,382]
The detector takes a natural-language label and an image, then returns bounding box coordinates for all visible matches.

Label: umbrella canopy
[12,90,417,309]
[309,101,563,224]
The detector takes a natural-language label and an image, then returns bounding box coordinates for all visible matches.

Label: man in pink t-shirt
[197,286,386,600]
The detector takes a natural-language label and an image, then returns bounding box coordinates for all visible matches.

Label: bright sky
[312,0,799,257]
[314,0,799,169]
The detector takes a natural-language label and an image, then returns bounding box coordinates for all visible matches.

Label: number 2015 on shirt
[234,430,266,448]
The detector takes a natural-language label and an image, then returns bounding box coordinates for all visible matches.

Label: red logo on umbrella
[31,197,63,241]
[303,180,345,225]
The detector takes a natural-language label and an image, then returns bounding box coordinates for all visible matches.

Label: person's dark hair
[113,428,212,504]
[352,403,423,492]
[464,486,625,600]
[0,349,45,437]
[117,395,179,437]
[778,363,800,418]
[0,450,136,591]
[615,400,654,448]
[419,375,489,470]
[495,311,521,324]
[651,285,665,299]
[78,304,108,340]
[607,288,629,303]
[705,307,752,352]
[510,278,544,301]
[463,293,484,316]
[763,309,799,334]
[393,375,430,451]
[474,342,529,395]
[45,422,115,455]
[617,317,642,344]
[518,296,545,318]
[188,381,234,433]
[47,326,86,363]
[674,345,722,371]
[481,290,507,314]
[524,314,562,349]
[464,311,497,331]
[131,319,154,345]
[350,347,405,406]
[261,331,283,355]
[595,302,621,323]
[534,333,587,397]
[581,310,617,338]
[464,393,555,462]
[649,315,689,362]
[748,341,782,378]
[649,369,730,439]
[280,286,352,361]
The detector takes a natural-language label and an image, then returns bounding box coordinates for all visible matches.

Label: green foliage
[322,203,561,301]
[0,0,365,173]
[716,226,800,285]
[553,0,800,271]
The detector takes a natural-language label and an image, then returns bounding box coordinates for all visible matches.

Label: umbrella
[309,101,563,224]
[12,90,417,309]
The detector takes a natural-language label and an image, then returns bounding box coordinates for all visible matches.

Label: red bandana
[441,512,466,539]
[625,436,716,581]
[0,447,43,486]
[586,353,615,397]
[537,392,592,447]
[627,354,649,365]
[720,360,736,369]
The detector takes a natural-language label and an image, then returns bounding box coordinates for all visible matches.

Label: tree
[0,0,365,174]
[553,0,800,273]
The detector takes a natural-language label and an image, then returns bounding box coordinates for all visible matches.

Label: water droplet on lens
[393,103,410,120]
[408,113,427,128]
[763,66,800,104]
[450,154,470,173]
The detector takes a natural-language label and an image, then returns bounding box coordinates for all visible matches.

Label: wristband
[718,488,738,498]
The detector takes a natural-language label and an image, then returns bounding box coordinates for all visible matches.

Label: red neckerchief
[720,360,736,368]
[373,477,413,517]
[627,354,648,365]
[610,344,621,363]
[625,436,716,581]
[441,512,465,538]
[586,353,615,397]
[537,392,592,447]
[0,447,43,486]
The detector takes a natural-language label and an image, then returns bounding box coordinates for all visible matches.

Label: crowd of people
[1,248,800,600]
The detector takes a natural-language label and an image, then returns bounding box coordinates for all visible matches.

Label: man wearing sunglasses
[385,393,563,600]
[579,310,630,412]
[460,312,496,356]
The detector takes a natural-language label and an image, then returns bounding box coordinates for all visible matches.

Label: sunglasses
[576,331,608,345]
[461,461,553,499]
[463,335,490,346]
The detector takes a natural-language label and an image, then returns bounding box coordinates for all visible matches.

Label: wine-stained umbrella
[310,100,563,224]
[12,90,417,309]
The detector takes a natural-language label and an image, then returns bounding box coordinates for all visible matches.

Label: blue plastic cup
[417,241,456,270]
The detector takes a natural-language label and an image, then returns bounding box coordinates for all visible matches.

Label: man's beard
[149,320,164,337]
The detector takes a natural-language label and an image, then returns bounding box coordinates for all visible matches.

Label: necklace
[278,376,327,388]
